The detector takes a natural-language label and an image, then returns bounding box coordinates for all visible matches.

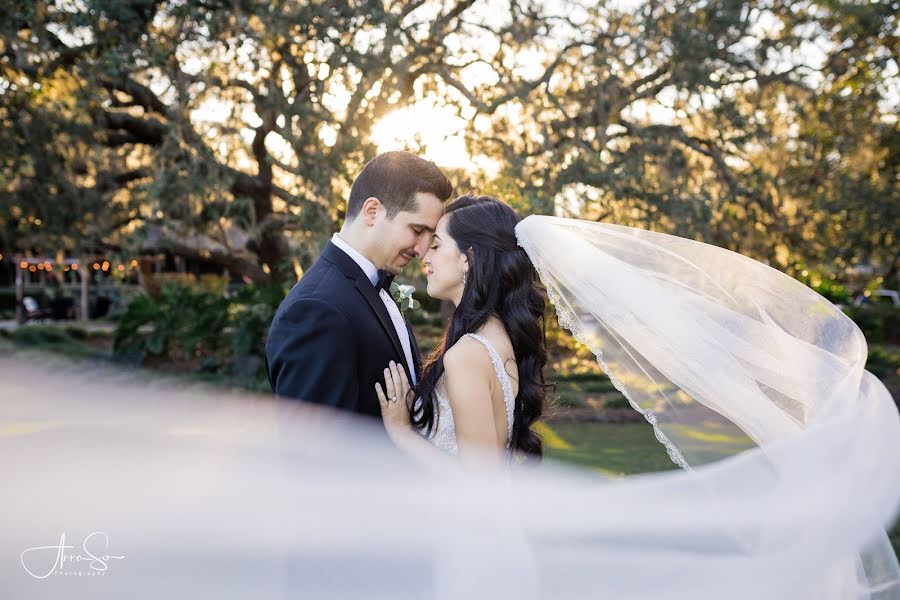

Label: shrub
[866,345,900,379]
[843,306,900,344]
[113,282,285,386]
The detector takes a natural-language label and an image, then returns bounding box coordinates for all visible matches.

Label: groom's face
[376,191,444,274]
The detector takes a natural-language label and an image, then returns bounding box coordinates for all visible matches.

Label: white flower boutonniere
[389,282,421,314]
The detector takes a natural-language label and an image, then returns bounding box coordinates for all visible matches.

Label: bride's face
[422,215,468,303]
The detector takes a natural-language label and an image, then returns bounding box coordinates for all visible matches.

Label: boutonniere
[389,282,421,314]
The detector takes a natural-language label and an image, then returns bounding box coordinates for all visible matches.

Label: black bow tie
[375,269,395,293]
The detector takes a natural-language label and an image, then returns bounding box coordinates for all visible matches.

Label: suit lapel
[354,276,410,378]
[405,318,423,379]
[320,239,415,381]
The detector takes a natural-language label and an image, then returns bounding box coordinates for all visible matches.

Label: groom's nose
[413,238,429,259]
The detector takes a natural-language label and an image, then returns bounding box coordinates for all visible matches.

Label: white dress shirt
[330,233,417,384]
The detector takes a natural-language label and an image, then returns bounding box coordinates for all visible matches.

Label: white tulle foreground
[0,216,898,599]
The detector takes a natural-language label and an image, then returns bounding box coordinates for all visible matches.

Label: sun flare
[370,102,471,169]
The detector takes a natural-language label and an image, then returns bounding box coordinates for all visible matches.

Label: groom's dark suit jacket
[265,241,423,420]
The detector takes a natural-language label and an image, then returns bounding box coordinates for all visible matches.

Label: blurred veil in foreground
[1,215,899,599]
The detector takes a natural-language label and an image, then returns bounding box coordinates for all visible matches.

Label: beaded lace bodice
[425,333,516,455]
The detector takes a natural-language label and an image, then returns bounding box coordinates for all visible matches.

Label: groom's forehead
[405,203,443,229]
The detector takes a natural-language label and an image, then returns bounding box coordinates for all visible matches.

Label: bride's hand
[375,361,413,436]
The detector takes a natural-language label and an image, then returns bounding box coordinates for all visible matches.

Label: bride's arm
[442,338,505,469]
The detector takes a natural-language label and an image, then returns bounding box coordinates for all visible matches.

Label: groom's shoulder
[274,269,351,328]
[281,260,343,306]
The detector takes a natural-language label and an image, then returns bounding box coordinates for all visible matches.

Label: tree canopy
[1,0,896,285]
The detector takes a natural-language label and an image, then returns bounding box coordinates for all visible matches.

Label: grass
[0,323,111,360]
[538,419,900,560]
[539,421,679,475]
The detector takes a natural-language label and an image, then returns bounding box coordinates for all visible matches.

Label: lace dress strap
[463,333,515,446]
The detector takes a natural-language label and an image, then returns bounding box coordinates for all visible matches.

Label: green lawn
[539,421,680,476]
[539,420,900,560]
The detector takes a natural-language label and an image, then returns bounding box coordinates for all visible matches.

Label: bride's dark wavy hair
[410,195,550,461]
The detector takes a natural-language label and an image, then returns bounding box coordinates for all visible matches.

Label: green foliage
[791,264,852,304]
[114,283,229,360]
[4,324,108,359]
[3,0,896,290]
[226,284,285,376]
[843,306,900,345]
[113,282,285,385]
[865,345,900,379]
[10,324,72,345]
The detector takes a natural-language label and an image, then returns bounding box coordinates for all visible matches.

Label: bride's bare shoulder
[443,336,493,378]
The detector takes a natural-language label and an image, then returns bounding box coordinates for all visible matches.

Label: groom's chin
[387,259,411,274]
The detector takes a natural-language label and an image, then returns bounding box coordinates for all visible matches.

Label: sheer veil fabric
[0,215,898,599]
[514,215,900,597]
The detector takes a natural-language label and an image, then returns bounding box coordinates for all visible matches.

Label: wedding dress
[1,215,898,599]
[425,333,516,455]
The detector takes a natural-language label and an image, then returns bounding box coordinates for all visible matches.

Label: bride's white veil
[0,215,898,599]
[515,214,900,597]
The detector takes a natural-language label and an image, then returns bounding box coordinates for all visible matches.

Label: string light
[12,257,142,272]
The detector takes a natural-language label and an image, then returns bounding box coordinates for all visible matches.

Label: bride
[376,195,547,468]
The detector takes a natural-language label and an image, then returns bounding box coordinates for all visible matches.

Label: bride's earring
[462,269,468,286]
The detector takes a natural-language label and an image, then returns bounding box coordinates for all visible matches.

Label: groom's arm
[266,298,359,410]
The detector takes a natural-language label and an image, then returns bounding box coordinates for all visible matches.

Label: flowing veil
[514,215,900,597]
[0,215,898,599]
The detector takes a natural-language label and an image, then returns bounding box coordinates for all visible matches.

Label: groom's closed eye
[410,225,434,235]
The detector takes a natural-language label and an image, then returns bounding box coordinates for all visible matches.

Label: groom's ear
[361,197,382,226]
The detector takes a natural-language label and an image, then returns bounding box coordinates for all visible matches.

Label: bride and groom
[264,149,900,594]
[265,151,545,467]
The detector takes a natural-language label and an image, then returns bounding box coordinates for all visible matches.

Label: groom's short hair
[347,151,453,220]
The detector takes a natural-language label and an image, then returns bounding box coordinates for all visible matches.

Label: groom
[265,151,452,419]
